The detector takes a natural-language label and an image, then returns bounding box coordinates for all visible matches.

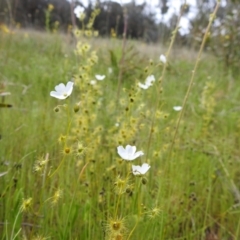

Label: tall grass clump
[1,1,240,239]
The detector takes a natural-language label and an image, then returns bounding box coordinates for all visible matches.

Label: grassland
[0,29,240,240]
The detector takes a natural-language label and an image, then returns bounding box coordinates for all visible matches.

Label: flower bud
[142,177,148,185]
[54,107,60,112]
[74,105,80,113]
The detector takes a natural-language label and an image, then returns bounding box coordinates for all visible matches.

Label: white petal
[117,145,143,161]
[55,83,65,92]
[65,81,74,95]
[145,75,155,86]
[173,106,182,111]
[95,75,105,80]
[132,151,144,160]
[138,82,149,89]
[160,54,167,63]
[132,165,140,175]
[141,163,151,174]
[66,81,74,89]
[117,146,127,159]
[74,6,84,18]
[126,145,136,156]
[50,91,67,99]
[132,163,150,175]
[50,81,74,100]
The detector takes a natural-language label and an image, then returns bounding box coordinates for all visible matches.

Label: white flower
[132,163,150,176]
[90,80,97,85]
[50,81,74,100]
[138,75,155,90]
[74,6,84,18]
[138,82,149,89]
[117,145,144,161]
[173,106,182,111]
[145,75,155,86]
[160,54,167,64]
[95,74,105,81]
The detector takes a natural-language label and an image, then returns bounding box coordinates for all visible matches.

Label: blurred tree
[125,1,157,41]
[210,2,240,75]
[0,0,72,29]
[185,0,240,74]
[92,1,124,36]
[159,0,168,14]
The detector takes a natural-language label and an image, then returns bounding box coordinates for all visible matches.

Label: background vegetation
[1,1,240,240]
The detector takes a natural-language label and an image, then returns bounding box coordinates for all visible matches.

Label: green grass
[0,29,240,240]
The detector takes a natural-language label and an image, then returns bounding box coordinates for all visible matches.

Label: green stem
[127,218,139,240]
[10,208,21,240]
[145,2,185,160]
[50,104,72,178]
[168,2,220,160]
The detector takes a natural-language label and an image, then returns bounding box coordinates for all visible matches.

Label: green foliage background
[0,29,240,239]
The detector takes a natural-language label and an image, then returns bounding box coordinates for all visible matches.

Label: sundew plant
[1,1,240,239]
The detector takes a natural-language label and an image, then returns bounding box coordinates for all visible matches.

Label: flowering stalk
[127,178,142,239]
[49,116,72,178]
[10,207,22,240]
[116,7,128,101]
[45,4,54,32]
[145,2,186,160]
[168,1,220,160]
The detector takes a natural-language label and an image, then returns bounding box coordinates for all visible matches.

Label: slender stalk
[50,105,72,178]
[116,8,128,101]
[114,192,121,219]
[127,218,139,240]
[42,153,49,187]
[145,2,186,159]
[236,217,240,240]
[217,156,240,201]
[62,161,90,237]
[12,227,21,240]
[168,1,220,160]
[10,208,21,240]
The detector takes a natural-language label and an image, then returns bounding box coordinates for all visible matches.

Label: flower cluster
[117,144,150,176]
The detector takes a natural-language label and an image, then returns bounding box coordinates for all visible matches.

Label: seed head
[51,188,62,206]
[64,147,72,155]
[114,176,129,195]
[147,207,162,219]
[105,217,127,240]
[58,135,66,143]
[20,197,32,212]
[32,235,48,240]
[33,156,49,174]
